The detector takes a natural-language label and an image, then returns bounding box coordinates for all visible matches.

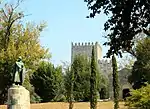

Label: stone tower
[71,42,102,63]
[71,41,112,75]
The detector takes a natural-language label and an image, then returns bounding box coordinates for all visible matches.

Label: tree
[125,84,150,109]
[90,46,97,109]
[64,55,90,109]
[71,54,91,101]
[52,66,66,102]
[64,69,72,108]
[64,54,101,109]
[63,63,72,102]
[85,0,150,57]
[62,62,76,109]
[65,53,102,103]
[112,55,119,109]
[99,74,109,99]
[128,37,150,89]
[0,0,49,104]
[30,61,64,102]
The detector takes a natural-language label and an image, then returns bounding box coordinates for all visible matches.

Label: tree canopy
[128,37,150,89]
[85,0,150,57]
[125,84,150,109]
[30,61,64,102]
[0,0,49,104]
[71,54,91,101]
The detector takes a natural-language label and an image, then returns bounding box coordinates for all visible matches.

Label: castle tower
[71,42,102,63]
[71,41,114,99]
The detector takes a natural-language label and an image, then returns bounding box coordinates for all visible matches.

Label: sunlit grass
[0,101,127,109]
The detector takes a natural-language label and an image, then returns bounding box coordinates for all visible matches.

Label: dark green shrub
[125,84,150,109]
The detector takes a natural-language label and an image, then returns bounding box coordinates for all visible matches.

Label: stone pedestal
[7,85,30,109]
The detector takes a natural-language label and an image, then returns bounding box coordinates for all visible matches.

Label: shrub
[125,84,150,109]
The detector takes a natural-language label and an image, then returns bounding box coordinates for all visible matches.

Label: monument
[7,57,30,109]
[12,56,25,85]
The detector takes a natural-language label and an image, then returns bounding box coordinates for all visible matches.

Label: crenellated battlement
[71,42,98,47]
[71,41,102,63]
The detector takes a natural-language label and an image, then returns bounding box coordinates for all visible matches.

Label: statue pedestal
[7,85,30,109]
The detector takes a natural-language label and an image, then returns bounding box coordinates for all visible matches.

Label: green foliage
[90,46,97,109]
[85,0,150,57]
[69,66,74,109]
[71,54,91,101]
[0,1,49,104]
[125,84,150,109]
[64,67,72,101]
[112,55,119,109]
[99,74,109,99]
[29,86,42,103]
[23,73,42,103]
[101,86,109,99]
[64,53,105,104]
[63,63,74,109]
[128,38,150,89]
[30,61,64,102]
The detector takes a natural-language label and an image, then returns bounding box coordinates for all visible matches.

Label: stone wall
[98,59,112,76]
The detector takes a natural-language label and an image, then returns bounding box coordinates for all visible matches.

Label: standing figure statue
[12,56,26,85]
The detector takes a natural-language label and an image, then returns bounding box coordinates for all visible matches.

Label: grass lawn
[0,101,127,109]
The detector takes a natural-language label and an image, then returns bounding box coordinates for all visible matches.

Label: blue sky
[19,0,109,65]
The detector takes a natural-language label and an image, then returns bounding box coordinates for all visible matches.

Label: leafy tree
[85,0,150,57]
[62,61,75,109]
[71,54,91,101]
[52,66,66,102]
[128,37,150,89]
[0,0,49,104]
[63,56,90,109]
[90,46,97,109]
[112,55,119,109]
[65,54,103,103]
[125,84,150,109]
[99,75,109,99]
[30,61,64,102]
[64,65,71,101]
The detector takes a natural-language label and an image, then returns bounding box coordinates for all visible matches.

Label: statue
[12,56,26,85]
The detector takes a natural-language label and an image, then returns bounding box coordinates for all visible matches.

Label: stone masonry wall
[7,85,30,109]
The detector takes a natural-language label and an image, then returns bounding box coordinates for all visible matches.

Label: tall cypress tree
[90,46,97,109]
[112,55,119,109]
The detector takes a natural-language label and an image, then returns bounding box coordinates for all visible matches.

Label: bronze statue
[12,56,26,85]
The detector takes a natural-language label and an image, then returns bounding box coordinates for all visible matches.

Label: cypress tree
[112,55,119,109]
[90,46,97,109]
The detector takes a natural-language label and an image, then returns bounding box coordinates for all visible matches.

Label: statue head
[17,56,22,62]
